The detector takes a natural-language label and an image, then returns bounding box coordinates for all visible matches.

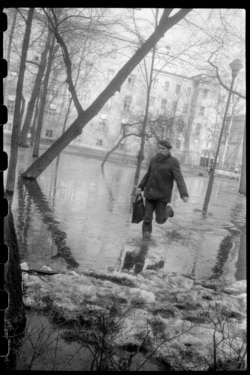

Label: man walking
[137,140,189,240]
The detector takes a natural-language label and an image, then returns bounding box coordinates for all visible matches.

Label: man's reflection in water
[122,242,164,274]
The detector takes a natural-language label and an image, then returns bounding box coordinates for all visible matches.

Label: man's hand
[182,196,189,203]
[136,187,142,195]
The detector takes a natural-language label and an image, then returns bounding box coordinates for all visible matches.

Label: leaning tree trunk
[6,7,34,194]
[21,9,192,180]
[33,32,55,157]
[19,30,51,147]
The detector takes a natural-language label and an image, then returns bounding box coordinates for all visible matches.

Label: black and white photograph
[1,7,246,371]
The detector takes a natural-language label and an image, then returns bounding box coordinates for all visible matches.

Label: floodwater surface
[4,143,246,281]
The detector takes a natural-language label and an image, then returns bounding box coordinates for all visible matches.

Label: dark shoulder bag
[132,193,145,223]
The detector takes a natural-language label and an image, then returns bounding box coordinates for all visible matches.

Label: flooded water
[4,142,246,281]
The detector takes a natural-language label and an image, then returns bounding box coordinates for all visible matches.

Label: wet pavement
[4,142,246,282]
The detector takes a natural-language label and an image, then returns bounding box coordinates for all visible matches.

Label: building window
[48,103,57,118]
[161,99,167,109]
[186,87,191,97]
[165,45,171,54]
[176,84,181,94]
[124,96,132,112]
[195,123,201,135]
[172,101,177,112]
[183,104,188,114]
[45,129,53,137]
[127,74,135,86]
[96,139,103,146]
[7,99,15,114]
[203,88,209,99]
[98,119,106,131]
[120,123,128,135]
[48,106,56,118]
[150,96,155,107]
[199,106,205,116]
[164,81,169,91]
[153,78,158,88]
[176,139,181,149]
[177,119,184,132]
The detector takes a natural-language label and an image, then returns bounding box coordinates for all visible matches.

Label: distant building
[4,9,245,169]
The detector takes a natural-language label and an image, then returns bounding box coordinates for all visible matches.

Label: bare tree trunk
[133,44,156,193]
[239,120,246,195]
[30,92,40,146]
[20,93,25,125]
[19,30,51,147]
[33,32,55,157]
[6,7,34,194]
[21,9,192,180]
[133,8,159,192]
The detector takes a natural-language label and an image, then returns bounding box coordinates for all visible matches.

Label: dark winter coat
[138,153,189,203]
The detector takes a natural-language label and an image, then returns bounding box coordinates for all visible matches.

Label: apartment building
[4,9,245,170]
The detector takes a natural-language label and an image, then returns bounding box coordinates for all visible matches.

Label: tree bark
[33,32,55,157]
[30,92,40,146]
[19,30,51,147]
[6,7,35,194]
[238,120,246,195]
[20,93,25,125]
[22,9,192,180]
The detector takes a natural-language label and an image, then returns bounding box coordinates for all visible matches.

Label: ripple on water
[8,146,246,280]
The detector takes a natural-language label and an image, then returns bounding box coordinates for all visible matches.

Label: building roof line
[153,69,193,81]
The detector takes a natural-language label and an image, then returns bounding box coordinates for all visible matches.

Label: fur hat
[158,139,172,150]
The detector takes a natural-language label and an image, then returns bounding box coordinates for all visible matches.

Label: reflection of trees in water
[51,155,61,210]
[20,177,79,269]
[101,168,115,213]
[101,167,124,213]
[210,200,245,279]
[4,208,26,370]
[17,176,29,258]
[234,224,246,280]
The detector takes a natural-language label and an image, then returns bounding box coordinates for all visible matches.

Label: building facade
[4,9,245,170]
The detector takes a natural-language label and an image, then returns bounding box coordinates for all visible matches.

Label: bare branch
[43,8,84,116]
[25,60,40,67]
[207,58,245,100]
